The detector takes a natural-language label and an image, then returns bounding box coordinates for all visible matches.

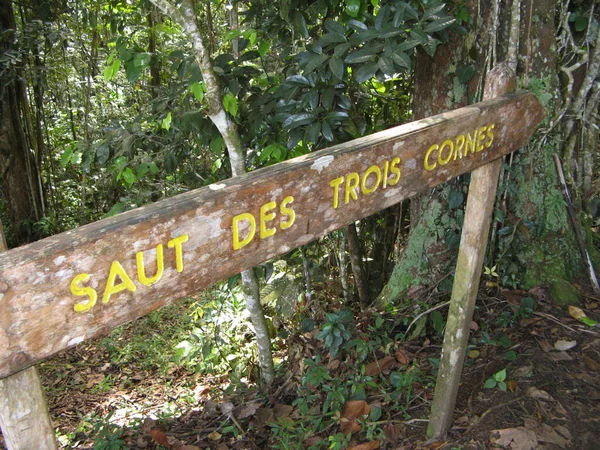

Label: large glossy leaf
[325,20,346,35]
[391,51,411,69]
[377,55,395,76]
[355,62,378,83]
[282,113,318,130]
[424,17,456,33]
[329,56,345,80]
[303,53,328,74]
[345,0,361,18]
[347,19,368,31]
[324,111,349,121]
[422,3,447,21]
[345,47,379,64]
[304,121,321,144]
[285,75,312,86]
[410,28,429,44]
[321,121,334,142]
[396,39,420,52]
[319,32,347,46]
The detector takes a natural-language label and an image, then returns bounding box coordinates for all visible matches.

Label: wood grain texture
[0,91,543,378]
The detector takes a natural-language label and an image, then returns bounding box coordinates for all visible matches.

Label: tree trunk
[378,0,585,305]
[347,223,369,303]
[150,0,275,386]
[0,0,44,246]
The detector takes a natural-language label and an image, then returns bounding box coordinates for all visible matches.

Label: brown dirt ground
[1,287,599,450]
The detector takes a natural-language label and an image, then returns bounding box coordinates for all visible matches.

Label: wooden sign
[0,91,543,378]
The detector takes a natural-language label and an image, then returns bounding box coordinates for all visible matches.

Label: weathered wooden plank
[427,64,515,439]
[0,223,58,450]
[0,91,543,379]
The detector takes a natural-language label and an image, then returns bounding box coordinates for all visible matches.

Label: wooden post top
[0,91,543,378]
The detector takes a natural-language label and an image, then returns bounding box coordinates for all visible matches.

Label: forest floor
[2,284,599,450]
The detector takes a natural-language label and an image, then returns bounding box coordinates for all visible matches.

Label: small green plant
[484,368,507,391]
[91,412,126,450]
[317,309,353,357]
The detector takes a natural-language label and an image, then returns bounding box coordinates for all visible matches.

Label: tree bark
[347,223,369,303]
[150,0,274,386]
[0,0,44,246]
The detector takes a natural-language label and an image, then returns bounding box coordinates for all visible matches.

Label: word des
[329,156,401,209]
[70,235,189,312]
[232,196,295,250]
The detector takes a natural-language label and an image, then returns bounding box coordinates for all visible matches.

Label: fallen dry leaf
[526,386,554,401]
[149,429,170,447]
[273,403,294,418]
[365,356,395,376]
[523,418,571,448]
[85,374,105,388]
[582,354,600,371]
[382,422,401,444]
[491,427,537,450]
[550,351,573,362]
[328,359,341,370]
[395,348,410,365]
[219,401,234,415]
[340,400,371,434]
[467,349,480,359]
[538,340,553,353]
[347,441,380,450]
[554,339,577,351]
[236,401,261,419]
[208,431,222,441]
[506,380,518,392]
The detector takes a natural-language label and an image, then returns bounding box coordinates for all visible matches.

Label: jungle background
[0,0,599,448]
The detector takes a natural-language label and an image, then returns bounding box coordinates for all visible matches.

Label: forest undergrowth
[4,267,597,450]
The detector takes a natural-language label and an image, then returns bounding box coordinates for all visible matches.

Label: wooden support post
[0,224,57,450]
[427,63,517,439]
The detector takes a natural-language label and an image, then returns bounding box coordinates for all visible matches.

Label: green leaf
[505,350,518,361]
[329,56,345,80]
[348,19,368,31]
[391,51,411,69]
[121,167,137,185]
[448,191,464,209]
[389,371,403,387]
[96,144,110,166]
[210,136,225,155]
[410,28,429,44]
[258,40,271,57]
[124,60,141,83]
[377,55,394,75]
[325,21,345,35]
[304,121,321,144]
[424,17,456,33]
[60,147,73,167]
[282,113,318,130]
[396,39,420,52]
[355,62,378,83]
[498,381,507,392]
[133,52,151,68]
[484,378,497,389]
[369,407,382,421]
[161,112,172,131]
[293,11,309,37]
[345,48,378,64]
[456,64,476,84]
[345,0,361,18]
[325,111,349,121]
[321,121,334,142]
[303,53,328,74]
[574,15,587,32]
[422,3,447,21]
[494,368,507,382]
[320,32,347,46]
[191,82,204,102]
[285,75,312,86]
[223,93,238,116]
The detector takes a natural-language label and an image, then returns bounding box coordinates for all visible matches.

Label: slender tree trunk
[150,0,275,386]
[347,223,369,303]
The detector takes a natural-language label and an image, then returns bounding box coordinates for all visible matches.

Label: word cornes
[70,235,188,312]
